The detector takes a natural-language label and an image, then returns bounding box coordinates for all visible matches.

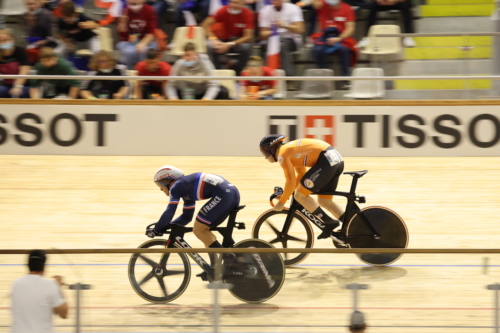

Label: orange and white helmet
[154,165,184,187]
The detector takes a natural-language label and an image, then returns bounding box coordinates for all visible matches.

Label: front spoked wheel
[128,239,191,303]
[346,206,409,266]
[252,209,313,266]
[226,239,285,303]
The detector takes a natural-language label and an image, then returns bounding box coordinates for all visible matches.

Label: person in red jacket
[312,0,357,89]
[116,0,158,70]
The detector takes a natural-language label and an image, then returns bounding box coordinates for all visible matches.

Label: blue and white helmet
[154,165,184,187]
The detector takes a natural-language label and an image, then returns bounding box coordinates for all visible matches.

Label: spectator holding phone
[240,56,277,100]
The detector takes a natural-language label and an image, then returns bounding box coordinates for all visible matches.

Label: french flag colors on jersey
[94,0,125,17]
[193,173,207,200]
[209,0,229,16]
[266,23,280,70]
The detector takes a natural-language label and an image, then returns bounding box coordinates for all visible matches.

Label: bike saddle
[344,170,368,178]
[232,205,246,212]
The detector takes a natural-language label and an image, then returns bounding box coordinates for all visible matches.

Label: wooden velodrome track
[0,100,500,333]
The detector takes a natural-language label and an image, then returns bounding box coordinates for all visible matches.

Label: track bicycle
[128,205,285,303]
[252,170,409,267]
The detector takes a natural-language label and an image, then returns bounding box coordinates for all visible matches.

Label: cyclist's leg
[294,149,342,239]
[194,186,240,264]
[318,160,345,218]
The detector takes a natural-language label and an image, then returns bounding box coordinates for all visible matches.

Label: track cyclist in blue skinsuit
[147,165,240,279]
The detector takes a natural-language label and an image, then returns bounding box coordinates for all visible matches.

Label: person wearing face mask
[201,0,254,75]
[0,30,31,99]
[29,47,81,99]
[56,1,100,58]
[167,42,229,100]
[80,51,129,100]
[134,48,171,99]
[259,0,303,91]
[23,0,59,64]
[240,56,277,100]
[117,0,158,70]
[312,0,357,89]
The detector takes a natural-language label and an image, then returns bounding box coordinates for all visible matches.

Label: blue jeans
[0,84,30,98]
[116,41,157,70]
[175,0,209,27]
[146,1,168,26]
[313,44,351,76]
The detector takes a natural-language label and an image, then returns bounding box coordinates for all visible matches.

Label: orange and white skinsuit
[277,138,333,205]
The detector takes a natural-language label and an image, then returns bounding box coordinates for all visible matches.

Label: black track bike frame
[283,173,380,242]
[160,208,243,280]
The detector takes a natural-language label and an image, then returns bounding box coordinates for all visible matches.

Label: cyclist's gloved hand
[146,229,163,238]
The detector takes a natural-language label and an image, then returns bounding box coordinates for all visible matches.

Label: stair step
[428,0,494,4]
[395,78,491,90]
[405,46,491,60]
[416,17,495,33]
[421,4,495,17]
[399,59,492,75]
[414,36,491,47]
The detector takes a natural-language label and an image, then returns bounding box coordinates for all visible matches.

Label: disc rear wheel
[226,239,285,303]
[346,207,408,266]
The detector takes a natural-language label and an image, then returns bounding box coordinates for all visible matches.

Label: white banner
[0,104,499,156]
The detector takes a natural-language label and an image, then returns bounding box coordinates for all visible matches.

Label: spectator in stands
[240,56,277,100]
[167,42,229,100]
[29,47,81,99]
[0,14,5,29]
[202,0,254,75]
[358,0,415,48]
[175,0,208,28]
[11,250,68,333]
[116,0,158,70]
[134,48,170,99]
[0,30,31,98]
[23,0,59,63]
[259,0,303,90]
[57,1,101,57]
[349,310,367,332]
[146,0,169,26]
[80,50,129,99]
[312,0,357,89]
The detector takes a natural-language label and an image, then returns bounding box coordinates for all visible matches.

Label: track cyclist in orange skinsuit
[259,134,345,240]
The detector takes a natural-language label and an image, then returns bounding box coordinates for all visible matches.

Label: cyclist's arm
[171,200,196,226]
[279,159,298,204]
[155,184,182,232]
[155,198,179,232]
[295,166,306,184]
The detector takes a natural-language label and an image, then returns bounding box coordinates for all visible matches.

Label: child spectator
[80,50,129,99]
[240,56,277,100]
[134,49,171,99]
[29,47,80,99]
[167,42,229,100]
[116,0,158,70]
[0,30,31,98]
[57,1,101,56]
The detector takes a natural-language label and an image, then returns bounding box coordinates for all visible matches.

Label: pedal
[235,222,246,230]
[196,271,209,282]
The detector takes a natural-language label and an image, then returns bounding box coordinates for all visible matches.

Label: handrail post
[68,283,91,333]
[207,252,232,333]
[487,283,500,333]
[346,283,369,310]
